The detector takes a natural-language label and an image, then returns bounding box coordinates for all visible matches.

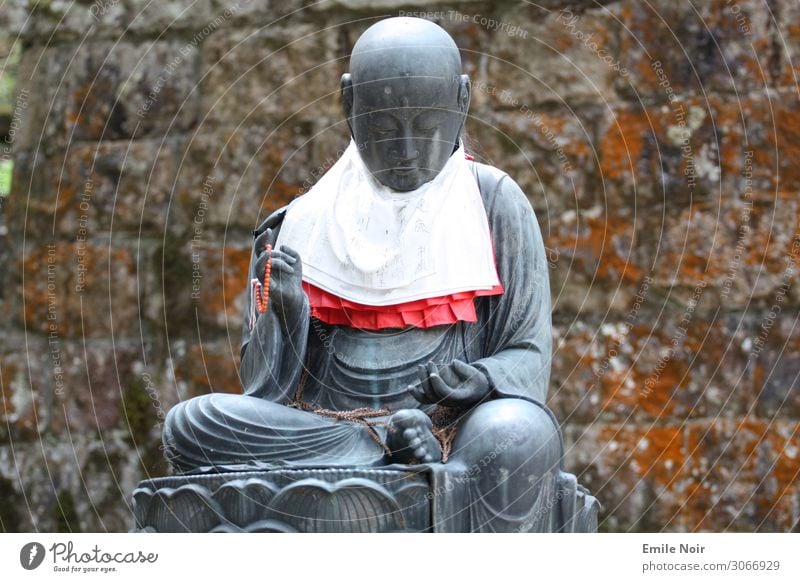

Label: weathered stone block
[550,322,606,425]
[13,39,200,146]
[777,0,800,86]
[15,240,140,339]
[8,139,183,239]
[547,208,652,315]
[753,314,800,419]
[140,233,251,336]
[0,433,143,532]
[553,311,754,425]
[172,125,313,232]
[169,339,244,399]
[615,0,774,98]
[598,100,721,209]
[563,423,688,531]
[0,337,50,443]
[49,341,154,436]
[649,197,800,308]
[11,44,71,152]
[682,419,799,532]
[199,25,341,127]
[486,4,622,107]
[466,107,601,217]
[715,94,800,194]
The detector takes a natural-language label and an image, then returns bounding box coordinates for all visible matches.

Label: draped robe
[163,160,564,532]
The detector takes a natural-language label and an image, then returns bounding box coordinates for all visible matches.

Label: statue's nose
[396,128,419,162]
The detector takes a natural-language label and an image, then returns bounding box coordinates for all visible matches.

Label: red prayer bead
[256,244,272,314]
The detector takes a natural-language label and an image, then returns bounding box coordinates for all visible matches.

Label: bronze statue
[145,16,598,533]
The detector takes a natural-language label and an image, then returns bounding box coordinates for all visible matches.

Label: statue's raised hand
[253,228,305,318]
[410,360,491,408]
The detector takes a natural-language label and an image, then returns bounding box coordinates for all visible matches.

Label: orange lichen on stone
[185,343,242,397]
[20,241,138,338]
[548,213,643,283]
[680,419,799,531]
[599,108,649,180]
[192,243,251,327]
[767,424,800,496]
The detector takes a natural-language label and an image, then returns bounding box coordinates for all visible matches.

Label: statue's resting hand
[410,360,491,408]
[253,228,305,318]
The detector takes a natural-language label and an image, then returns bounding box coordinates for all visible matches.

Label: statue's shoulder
[468,160,530,215]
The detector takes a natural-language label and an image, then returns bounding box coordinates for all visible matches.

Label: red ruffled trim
[303,282,504,330]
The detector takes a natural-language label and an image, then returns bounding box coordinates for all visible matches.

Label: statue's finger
[279,245,302,262]
[270,258,296,274]
[436,362,461,386]
[414,446,428,459]
[427,373,456,403]
[409,383,427,403]
[451,359,476,380]
[416,365,429,391]
[426,361,440,384]
[416,364,439,402]
[269,249,297,265]
[253,228,275,255]
[421,377,439,404]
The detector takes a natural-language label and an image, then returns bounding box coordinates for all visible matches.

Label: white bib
[275,141,499,306]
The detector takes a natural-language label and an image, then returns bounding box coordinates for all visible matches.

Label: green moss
[0,159,12,197]
[55,490,81,533]
[120,377,154,445]
[155,232,195,335]
[0,475,22,532]
[119,379,170,475]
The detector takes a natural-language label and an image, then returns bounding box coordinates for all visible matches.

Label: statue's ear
[341,73,354,136]
[457,74,471,115]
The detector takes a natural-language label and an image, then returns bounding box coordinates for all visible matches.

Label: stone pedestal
[132,467,599,533]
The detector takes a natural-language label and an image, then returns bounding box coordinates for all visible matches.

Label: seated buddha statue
[163,16,567,533]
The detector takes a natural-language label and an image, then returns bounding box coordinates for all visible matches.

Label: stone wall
[1,0,798,532]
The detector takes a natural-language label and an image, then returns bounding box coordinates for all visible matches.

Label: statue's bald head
[341,17,471,192]
[349,17,462,89]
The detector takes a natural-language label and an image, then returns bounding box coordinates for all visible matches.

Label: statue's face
[350,76,464,192]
